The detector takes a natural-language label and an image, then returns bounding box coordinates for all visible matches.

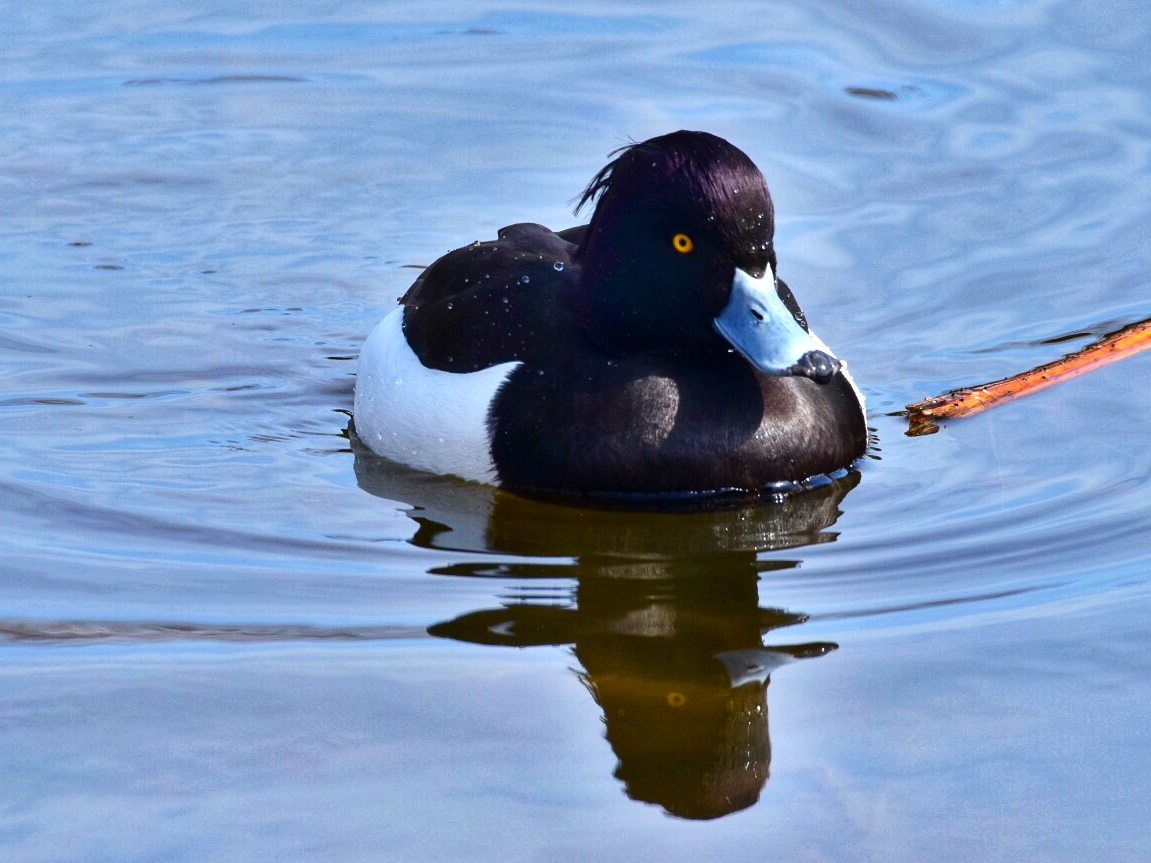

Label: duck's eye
[671,233,694,254]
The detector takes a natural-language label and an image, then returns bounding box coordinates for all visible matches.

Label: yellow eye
[672,233,694,254]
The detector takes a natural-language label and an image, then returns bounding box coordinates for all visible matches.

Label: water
[3,1,1151,860]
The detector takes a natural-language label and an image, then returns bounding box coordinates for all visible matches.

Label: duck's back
[401,222,585,373]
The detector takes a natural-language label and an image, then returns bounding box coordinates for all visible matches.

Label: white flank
[353,307,520,483]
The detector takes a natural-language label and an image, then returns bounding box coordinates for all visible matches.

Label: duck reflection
[354,439,858,820]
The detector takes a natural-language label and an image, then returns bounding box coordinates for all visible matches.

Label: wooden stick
[903,317,1151,436]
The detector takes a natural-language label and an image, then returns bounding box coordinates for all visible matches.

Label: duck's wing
[401,222,585,372]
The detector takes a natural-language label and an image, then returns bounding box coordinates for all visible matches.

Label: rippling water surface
[3,1,1151,860]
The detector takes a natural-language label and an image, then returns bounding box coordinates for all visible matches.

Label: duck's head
[575,130,839,384]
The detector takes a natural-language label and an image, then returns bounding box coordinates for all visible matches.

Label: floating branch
[903,316,1151,436]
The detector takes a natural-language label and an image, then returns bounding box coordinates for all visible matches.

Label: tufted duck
[353,131,867,503]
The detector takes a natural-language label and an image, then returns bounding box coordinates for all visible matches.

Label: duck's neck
[575,224,729,360]
[580,274,726,360]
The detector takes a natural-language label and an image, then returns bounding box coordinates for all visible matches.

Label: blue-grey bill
[713,268,841,385]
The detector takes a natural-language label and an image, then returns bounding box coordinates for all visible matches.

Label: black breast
[489,350,866,499]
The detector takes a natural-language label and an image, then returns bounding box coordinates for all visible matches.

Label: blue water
[3,1,1151,860]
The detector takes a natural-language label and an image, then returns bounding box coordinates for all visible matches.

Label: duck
[353,130,867,503]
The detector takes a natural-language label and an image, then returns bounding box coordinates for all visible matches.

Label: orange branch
[904,317,1151,436]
